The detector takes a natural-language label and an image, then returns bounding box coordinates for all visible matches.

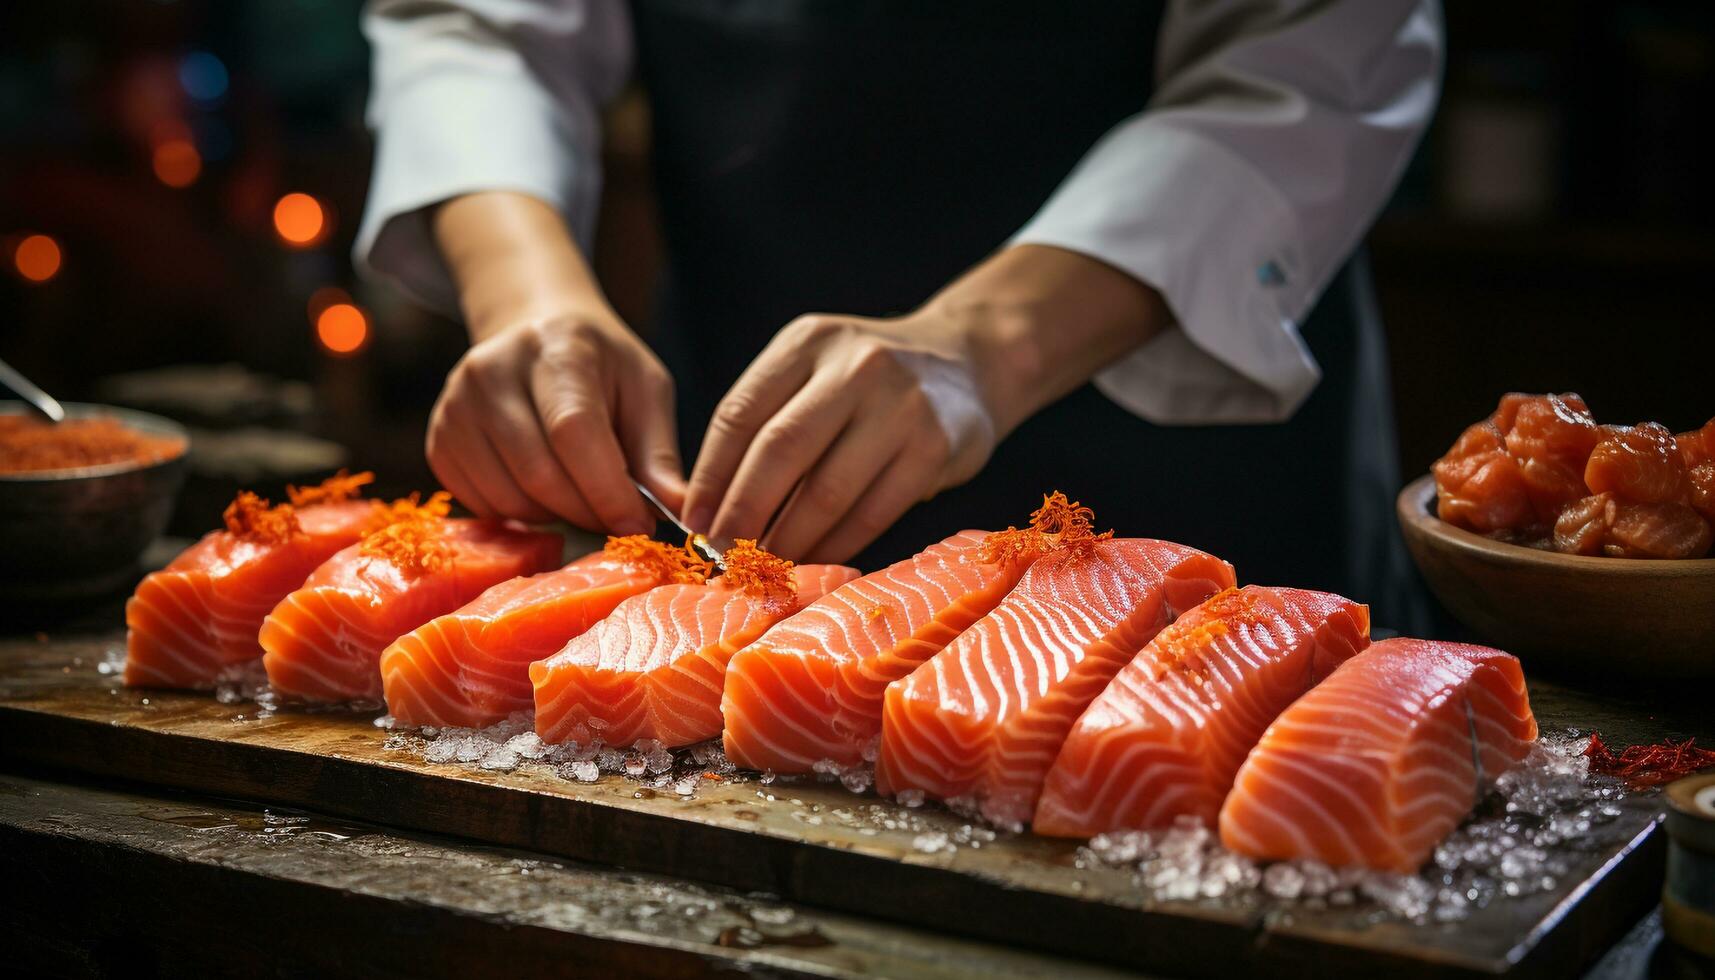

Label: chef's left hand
[684,244,1169,563]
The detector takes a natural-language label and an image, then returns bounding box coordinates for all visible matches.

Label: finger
[802,430,945,564]
[426,418,497,518]
[457,357,602,526]
[529,357,652,535]
[614,363,687,517]
[443,412,558,523]
[761,394,904,559]
[709,371,861,542]
[683,323,824,532]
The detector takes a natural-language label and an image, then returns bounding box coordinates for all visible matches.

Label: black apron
[631,0,1427,631]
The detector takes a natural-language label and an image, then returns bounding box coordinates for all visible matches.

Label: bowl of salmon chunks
[1398,392,1715,680]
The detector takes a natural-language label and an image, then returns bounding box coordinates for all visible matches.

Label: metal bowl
[0,401,189,601]
[1398,474,1715,680]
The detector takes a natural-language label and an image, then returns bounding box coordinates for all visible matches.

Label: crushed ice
[1074,732,1631,923]
[390,715,742,798]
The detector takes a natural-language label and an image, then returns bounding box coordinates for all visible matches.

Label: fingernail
[686,506,713,534]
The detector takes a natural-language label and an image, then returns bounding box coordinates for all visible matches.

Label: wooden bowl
[1398,474,1715,679]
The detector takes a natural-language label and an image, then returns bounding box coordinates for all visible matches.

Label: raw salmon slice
[875,537,1235,829]
[261,512,561,703]
[721,529,1039,774]
[1218,638,1537,873]
[125,473,375,690]
[379,541,690,728]
[1033,586,1370,838]
[532,562,860,748]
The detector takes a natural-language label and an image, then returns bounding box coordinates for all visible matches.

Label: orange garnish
[358,490,455,575]
[222,491,301,545]
[719,538,798,612]
[361,521,453,575]
[363,490,453,534]
[1148,588,1260,681]
[286,469,375,507]
[978,491,1113,565]
[604,534,712,585]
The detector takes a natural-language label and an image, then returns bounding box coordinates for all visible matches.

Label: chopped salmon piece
[1498,393,1597,522]
[1585,422,1691,505]
[1676,419,1715,522]
[1553,492,1712,559]
[1431,421,1533,533]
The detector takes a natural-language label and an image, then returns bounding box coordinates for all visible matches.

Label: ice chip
[839,767,874,794]
[644,746,674,775]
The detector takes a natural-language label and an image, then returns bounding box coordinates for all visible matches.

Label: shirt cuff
[1011,121,1323,426]
[354,66,603,316]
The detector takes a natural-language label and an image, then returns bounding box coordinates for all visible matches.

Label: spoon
[0,356,66,423]
[633,479,728,570]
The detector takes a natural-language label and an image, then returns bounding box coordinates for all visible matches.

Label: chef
[356,0,1442,627]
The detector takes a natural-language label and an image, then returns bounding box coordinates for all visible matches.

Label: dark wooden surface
[1,770,1143,980]
[3,627,1704,979]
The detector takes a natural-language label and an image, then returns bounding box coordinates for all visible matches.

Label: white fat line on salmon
[1464,695,1484,808]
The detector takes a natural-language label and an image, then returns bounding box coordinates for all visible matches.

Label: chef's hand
[685,244,1169,563]
[427,191,683,533]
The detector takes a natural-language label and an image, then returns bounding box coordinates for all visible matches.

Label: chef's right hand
[427,191,684,534]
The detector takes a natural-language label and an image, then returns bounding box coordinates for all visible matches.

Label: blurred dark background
[2,2,1712,536]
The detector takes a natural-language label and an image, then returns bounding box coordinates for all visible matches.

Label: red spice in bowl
[0,414,185,476]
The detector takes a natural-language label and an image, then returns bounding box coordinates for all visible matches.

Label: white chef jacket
[356,0,1442,426]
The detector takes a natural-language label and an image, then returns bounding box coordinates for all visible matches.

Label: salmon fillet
[1218,638,1537,873]
[261,519,561,702]
[379,550,666,728]
[721,530,1038,774]
[1033,586,1370,838]
[125,499,375,689]
[532,564,859,748]
[875,538,1235,829]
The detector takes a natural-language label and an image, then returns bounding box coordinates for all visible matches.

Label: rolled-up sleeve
[356,0,632,314]
[1013,0,1442,424]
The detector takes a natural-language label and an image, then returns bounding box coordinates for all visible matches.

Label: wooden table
[3,591,1710,978]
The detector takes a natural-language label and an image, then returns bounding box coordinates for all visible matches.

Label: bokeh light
[273,192,326,247]
[177,51,229,102]
[316,303,369,356]
[14,235,63,283]
[152,138,202,187]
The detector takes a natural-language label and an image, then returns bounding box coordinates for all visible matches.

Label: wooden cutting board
[0,631,1680,979]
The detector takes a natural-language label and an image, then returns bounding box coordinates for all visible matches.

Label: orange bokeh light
[316,303,369,356]
[274,193,326,247]
[14,235,62,283]
[153,139,202,188]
